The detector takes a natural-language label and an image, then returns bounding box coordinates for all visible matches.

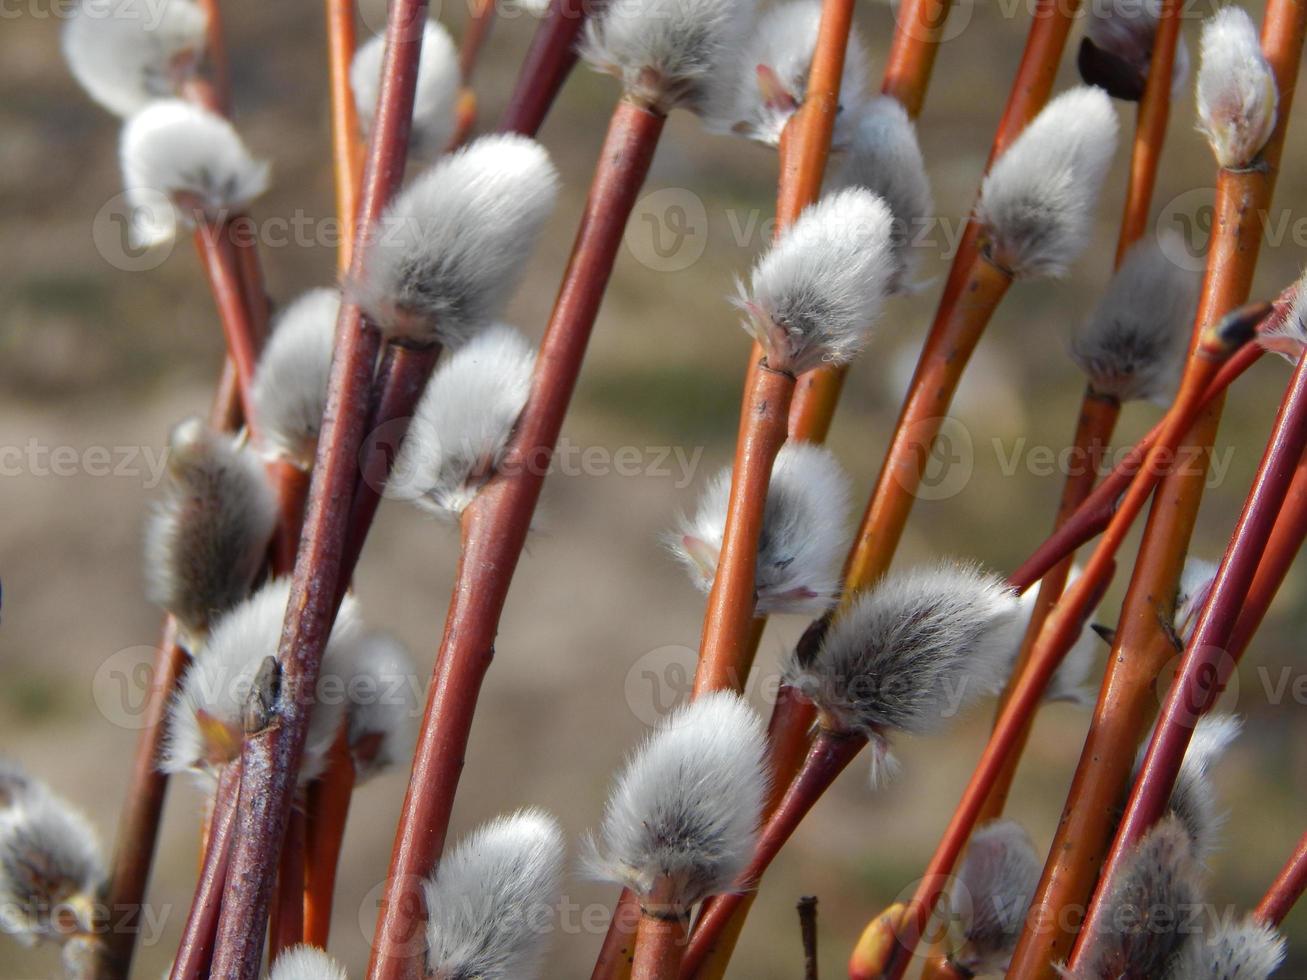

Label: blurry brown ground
[3,0,1307,975]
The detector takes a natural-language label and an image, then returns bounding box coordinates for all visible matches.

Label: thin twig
[1255,828,1307,927]
[326,0,363,272]
[206,0,431,971]
[797,896,819,980]
[496,0,596,136]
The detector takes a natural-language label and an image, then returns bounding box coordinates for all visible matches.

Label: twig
[1009,1,1307,967]
[194,222,263,435]
[797,896,819,980]
[302,728,355,946]
[1076,346,1307,960]
[496,0,595,136]
[167,763,242,980]
[268,801,306,957]
[326,0,362,273]
[879,0,950,117]
[367,99,666,980]
[206,0,431,971]
[1255,828,1307,927]
[458,0,496,82]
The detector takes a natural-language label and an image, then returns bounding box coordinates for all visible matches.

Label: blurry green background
[3,0,1307,974]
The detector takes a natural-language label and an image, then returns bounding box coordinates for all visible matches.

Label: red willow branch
[206,0,430,973]
[496,0,596,136]
[367,100,665,980]
[1256,828,1307,927]
[326,0,363,273]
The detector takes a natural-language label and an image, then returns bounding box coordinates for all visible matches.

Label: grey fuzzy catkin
[251,288,340,468]
[580,0,757,115]
[1062,816,1202,980]
[668,441,852,615]
[1196,8,1278,169]
[786,561,1019,747]
[344,632,417,784]
[584,692,768,909]
[144,419,277,643]
[1070,235,1198,404]
[1165,916,1285,980]
[976,86,1118,279]
[351,20,459,156]
[712,0,867,146]
[269,945,349,980]
[424,809,565,980]
[353,135,558,348]
[738,188,895,375]
[948,820,1041,976]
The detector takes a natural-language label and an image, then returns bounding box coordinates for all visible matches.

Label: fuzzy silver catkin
[0,791,105,947]
[786,560,1019,777]
[1257,269,1307,364]
[351,20,459,156]
[1134,713,1241,864]
[712,0,867,147]
[948,820,1041,976]
[976,86,1118,279]
[353,135,558,348]
[1062,815,1202,980]
[737,187,895,375]
[269,945,349,980]
[424,809,565,980]
[144,418,277,643]
[580,0,756,115]
[345,631,417,784]
[1083,0,1189,97]
[119,99,269,248]
[62,0,208,117]
[389,324,537,518]
[1174,556,1219,642]
[0,759,40,810]
[251,288,340,468]
[825,97,934,293]
[668,442,851,615]
[1071,235,1198,404]
[1166,916,1286,980]
[162,579,364,784]
[1196,7,1277,170]
[584,692,769,909]
[995,566,1101,706]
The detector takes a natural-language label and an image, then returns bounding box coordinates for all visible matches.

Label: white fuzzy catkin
[269,945,349,980]
[1082,0,1190,98]
[580,0,756,114]
[251,289,340,468]
[144,418,277,642]
[785,561,1019,774]
[62,0,208,117]
[1174,556,1219,642]
[1257,269,1307,364]
[1167,916,1286,980]
[389,324,536,517]
[354,135,558,348]
[737,188,895,374]
[995,571,1101,706]
[1196,8,1277,169]
[162,579,364,783]
[345,632,417,783]
[826,97,934,293]
[976,87,1118,279]
[585,692,768,909]
[714,0,867,146]
[351,20,459,156]
[120,99,269,248]
[1071,236,1197,404]
[0,792,105,946]
[424,809,565,980]
[1151,713,1241,863]
[948,820,1041,976]
[668,442,851,615]
[1063,815,1201,980]
[0,759,40,810]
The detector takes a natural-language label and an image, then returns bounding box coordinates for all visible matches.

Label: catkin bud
[1196,7,1277,169]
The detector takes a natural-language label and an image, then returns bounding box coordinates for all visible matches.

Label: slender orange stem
[327,0,363,273]
[303,729,356,947]
[194,224,262,436]
[632,889,690,980]
[694,366,794,695]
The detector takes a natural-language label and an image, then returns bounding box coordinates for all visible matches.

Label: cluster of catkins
[28,0,1296,974]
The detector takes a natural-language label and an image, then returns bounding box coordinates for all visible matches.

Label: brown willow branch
[367,99,665,980]
[205,0,430,972]
[326,0,363,273]
[1256,828,1307,927]
[496,0,596,136]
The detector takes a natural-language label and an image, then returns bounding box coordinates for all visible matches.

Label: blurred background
[3,0,1307,974]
